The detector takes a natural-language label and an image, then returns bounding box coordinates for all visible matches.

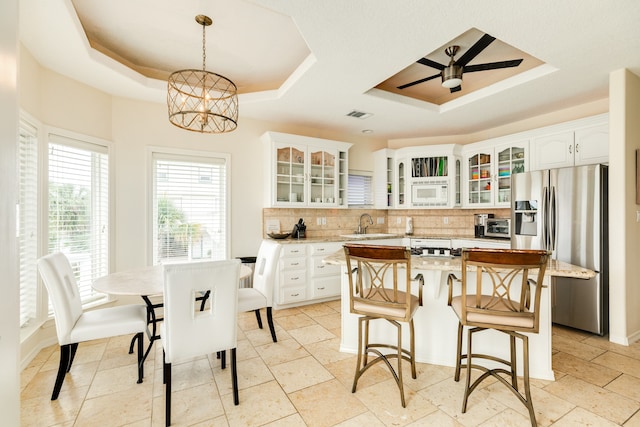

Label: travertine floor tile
[551,406,620,426]
[19,302,640,426]
[256,338,310,365]
[551,351,620,387]
[222,380,296,426]
[288,379,368,427]
[269,355,333,393]
[544,374,637,424]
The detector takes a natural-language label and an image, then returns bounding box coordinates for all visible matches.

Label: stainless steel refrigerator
[511,164,608,335]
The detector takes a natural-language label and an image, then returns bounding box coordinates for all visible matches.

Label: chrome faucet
[357,213,373,234]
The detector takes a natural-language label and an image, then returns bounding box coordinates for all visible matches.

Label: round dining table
[93,263,252,363]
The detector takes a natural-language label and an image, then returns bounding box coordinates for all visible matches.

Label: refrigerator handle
[542,186,549,250]
[550,186,557,252]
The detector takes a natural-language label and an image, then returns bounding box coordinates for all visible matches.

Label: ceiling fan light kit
[167,14,238,134]
[398,33,523,93]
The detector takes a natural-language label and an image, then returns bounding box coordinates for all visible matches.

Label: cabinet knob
[317,287,325,290]
[575,143,579,153]
[568,144,573,154]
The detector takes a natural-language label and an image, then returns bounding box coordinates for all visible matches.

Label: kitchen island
[323,250,595,380]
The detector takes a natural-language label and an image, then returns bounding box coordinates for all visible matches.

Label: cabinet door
[532,131,574,170]
[494,141,528,206]
[396,160,407,207]
[274,143,307,205]
[309,147,338,206]
[574,124,608,166]
[466,151,493,206]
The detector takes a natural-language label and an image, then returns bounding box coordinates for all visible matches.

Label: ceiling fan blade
[464,59,523,73]
[397,73,441,89]
[450,85,462,93]
[416,57,446,70]
[455,33,496,67]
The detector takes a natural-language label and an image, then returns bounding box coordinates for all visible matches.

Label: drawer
[282,270,306,286]
[310,242,342,256]
[282,245,307,257]
[310,256,341,277]
[281,256,306,270]
[280,286,307,304]
[311,276,341,299]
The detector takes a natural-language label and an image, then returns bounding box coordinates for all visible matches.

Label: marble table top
[92,264,253,296]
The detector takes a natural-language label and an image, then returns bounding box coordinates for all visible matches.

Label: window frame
[146,146,231,266]
[42,126,115,312]
[347,169,374,207]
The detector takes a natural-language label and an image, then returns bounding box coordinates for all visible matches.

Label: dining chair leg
[220,350,226,369]
[395,320,406,408]
[135,332,144,383]
[409,319,416,379]
[352,317,366,393]
[67,343,79,372]
[51,344,71,400]
[231,348,239,405]
[254,309,263,329]
[266,307,278,342]
[164,361,172,426]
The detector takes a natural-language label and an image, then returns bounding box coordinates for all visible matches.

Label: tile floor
[20,300,640,426]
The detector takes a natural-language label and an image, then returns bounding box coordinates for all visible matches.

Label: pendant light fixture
[167,15,238,133]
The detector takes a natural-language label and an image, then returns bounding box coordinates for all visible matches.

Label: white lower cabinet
[274,241,344,309]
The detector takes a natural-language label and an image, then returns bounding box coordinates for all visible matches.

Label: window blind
[48,134,109,308]
[18,119,38,328]
[152,153,228,265]
[348,173,374,206]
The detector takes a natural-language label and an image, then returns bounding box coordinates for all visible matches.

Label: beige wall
[608,69,640,345]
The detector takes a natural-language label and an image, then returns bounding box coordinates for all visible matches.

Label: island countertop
[323,249,596,279]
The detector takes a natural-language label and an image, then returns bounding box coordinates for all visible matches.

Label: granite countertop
[323,250,596,279]
[264,234,510,244]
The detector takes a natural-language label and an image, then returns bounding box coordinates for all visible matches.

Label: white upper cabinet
[531,116,608,170]
[262,132,351,208]
[463,140,529,208]
[374,145,461,209]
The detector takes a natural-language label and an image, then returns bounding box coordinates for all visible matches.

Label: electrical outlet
[377,217,384,224]
[443,216,449,225]
[397,217,402,224]
[317,218,322,225]
[637,211,640,222]
[322,217,326,225]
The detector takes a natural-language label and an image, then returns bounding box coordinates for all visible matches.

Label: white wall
[0,0,21,424]
[609,69,640,345]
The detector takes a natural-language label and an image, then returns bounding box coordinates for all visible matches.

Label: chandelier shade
[167,15,238,134]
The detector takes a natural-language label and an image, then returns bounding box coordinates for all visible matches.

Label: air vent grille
[346,110,373,120]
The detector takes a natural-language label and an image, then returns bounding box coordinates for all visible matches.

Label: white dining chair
[238,240,281,342]
[161,259,241,426]
[37,253,148,400]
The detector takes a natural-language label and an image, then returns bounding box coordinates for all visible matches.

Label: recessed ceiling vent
[346,110,373,120]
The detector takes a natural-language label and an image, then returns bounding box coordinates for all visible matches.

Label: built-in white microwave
[411,180,449,206]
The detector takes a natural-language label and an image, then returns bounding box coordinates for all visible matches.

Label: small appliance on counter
[474,213,494,237]
[291,218,306,239]
[484,218,511,239]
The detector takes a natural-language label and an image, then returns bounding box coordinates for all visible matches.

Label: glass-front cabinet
[275,144,307,204]
[263,132,352,208]
[464,140,529,207]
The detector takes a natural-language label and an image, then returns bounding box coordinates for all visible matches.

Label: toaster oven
[484,218,511,239]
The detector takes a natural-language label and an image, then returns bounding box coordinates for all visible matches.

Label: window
[47,133,110,307]
[348,171,373,206]
[18,118,39,328]
[151,150,229,265]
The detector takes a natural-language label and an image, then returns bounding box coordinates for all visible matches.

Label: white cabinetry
[373,145,461,209]
[463,140,529,207]
[274,241,343,309]
[262,132,352,208]
[277,244,307,305]
[531,118,608,170]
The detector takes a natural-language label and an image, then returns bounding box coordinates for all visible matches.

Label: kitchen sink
[339,233,398,239]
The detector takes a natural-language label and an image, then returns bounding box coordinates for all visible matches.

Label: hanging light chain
[201,18,206,72]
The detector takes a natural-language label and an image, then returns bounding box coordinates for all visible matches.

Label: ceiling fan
[397,33,523,93]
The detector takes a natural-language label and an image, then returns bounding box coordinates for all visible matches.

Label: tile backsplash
[263,208,510,239]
